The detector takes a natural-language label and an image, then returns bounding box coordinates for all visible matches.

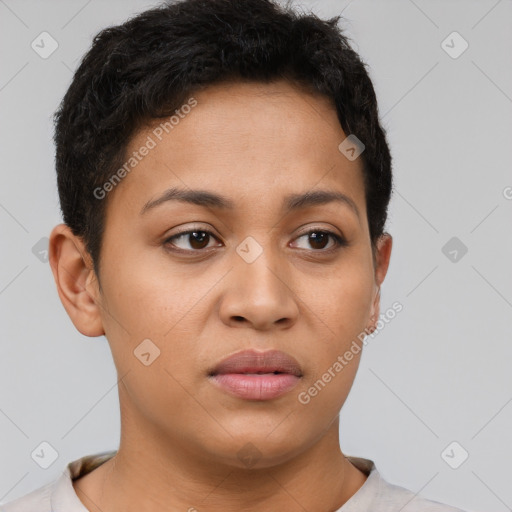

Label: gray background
[1,0,511,511]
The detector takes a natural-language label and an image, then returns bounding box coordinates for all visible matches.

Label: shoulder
[374,473,469,512]
[345,456,470,512]
[1,451,116,512]
[1,482,53,512]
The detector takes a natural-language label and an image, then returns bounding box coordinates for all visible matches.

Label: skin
[49,79,392,512]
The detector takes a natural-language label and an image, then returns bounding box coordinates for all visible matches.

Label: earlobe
[48,224,105,337]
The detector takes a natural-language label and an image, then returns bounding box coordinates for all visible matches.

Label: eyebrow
[140,186,360,220]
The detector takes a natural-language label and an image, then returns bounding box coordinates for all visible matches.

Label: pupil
[190,231,209,249]
[310,232,327,249]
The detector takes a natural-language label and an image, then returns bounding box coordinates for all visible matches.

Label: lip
[208,349,302,401]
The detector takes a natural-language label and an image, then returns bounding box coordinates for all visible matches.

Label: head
[49,0,393,468]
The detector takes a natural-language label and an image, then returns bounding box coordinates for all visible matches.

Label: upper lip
[209,349,303,377]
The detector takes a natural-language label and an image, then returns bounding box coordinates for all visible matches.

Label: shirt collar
[338,455,381,511]
[50,451,117,512]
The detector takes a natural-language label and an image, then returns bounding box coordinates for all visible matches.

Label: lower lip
[210,373,300,400]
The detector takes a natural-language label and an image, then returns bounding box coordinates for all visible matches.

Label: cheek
[118,360,216,444]
[296,278,370,413]
[98,246,223,381]
[295,260,372,401]
[99,259,209,434]
[99,247,194,337]
[303,262,373,343]
[293,357,361,440]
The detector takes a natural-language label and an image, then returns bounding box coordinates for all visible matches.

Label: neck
[73,414,367,512]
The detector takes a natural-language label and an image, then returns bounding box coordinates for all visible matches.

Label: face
[53,79,392,469]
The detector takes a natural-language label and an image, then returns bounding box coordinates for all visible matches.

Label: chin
[201,427,314,470]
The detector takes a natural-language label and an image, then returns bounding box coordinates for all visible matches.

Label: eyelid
[169,223,218,238]
[166,223,344,240]
[295,223,344,238]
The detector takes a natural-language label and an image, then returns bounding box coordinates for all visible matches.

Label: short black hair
[53,0,393,278]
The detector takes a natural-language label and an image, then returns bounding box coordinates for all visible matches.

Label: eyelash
[163,227,348,254]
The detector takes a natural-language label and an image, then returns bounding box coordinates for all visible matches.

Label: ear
[368,233,393,332]
[48,224,105,337]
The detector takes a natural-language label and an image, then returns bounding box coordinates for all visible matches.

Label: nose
[218,243,299,331]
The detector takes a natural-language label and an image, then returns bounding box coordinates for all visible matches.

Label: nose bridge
[219,234,299,329]
[237,234,288,298]
[238,236,283,292]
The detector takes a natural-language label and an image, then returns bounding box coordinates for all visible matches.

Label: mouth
[208,349,303,401]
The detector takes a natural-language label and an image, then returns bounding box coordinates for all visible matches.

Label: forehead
[105,79,366,222]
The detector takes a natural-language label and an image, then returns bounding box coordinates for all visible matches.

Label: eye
[163,226,347,255]
[291,229,347,251]
[164,228,221,252]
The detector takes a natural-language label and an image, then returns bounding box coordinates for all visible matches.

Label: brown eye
[165,229,220,252]
[307,231,329,250]
[292,229,347,251]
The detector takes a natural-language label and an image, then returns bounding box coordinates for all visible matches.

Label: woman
[3,0,469,510]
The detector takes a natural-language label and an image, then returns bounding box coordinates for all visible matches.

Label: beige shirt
[1,451,468,511]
